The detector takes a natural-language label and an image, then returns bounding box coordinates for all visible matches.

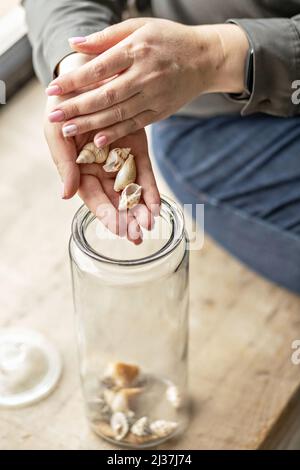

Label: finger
[47,43,134,96]
[92,113,164,216]
[127,217,143,245]
[130,204,154,231]
[44,122,80,199]
[78,174,122,236]
[132,135,161,216]
[79,167,143,243]
[100,172,143,243]
[61,93,146,137]
[93,110,155,148]
[48,72,141,123]
[68,18,148,54]
[107,128,160,217]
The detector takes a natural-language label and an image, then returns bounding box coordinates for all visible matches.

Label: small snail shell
[104,387,142,413]
[103,148,130,173]
[76,142,109,164]
[118,183,142,211]
[110,412,129,441]
[131,416,151,437]
[114,154,136,192]
[150,420,178,438]
[105,362,140,388]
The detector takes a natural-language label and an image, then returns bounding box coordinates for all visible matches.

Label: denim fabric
[151,114,300,294]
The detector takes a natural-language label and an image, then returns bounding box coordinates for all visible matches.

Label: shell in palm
[76,142,109,164]
[118,183,142,211]
[114,154,136,192]
[103,148,131,172]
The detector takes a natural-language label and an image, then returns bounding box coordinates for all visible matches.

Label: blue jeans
[152,114,300,294]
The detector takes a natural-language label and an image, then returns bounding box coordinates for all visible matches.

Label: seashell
[131,416,151,437]
[103,147,131,173]
[150,420,178,438]
[110,412,129,441]
[126,410,136,425]
[100,376,115,390]
[104,387,142,413]
[114,154,136,192]
[118,183,142,211]
[105,362,140,388]
[166,384,182,409]
[76,142,109,164]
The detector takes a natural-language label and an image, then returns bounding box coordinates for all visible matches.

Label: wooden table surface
[1,80,300,450]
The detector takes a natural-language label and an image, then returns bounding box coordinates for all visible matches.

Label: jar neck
[70,196,187,268]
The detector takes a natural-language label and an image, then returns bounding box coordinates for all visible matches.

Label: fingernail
[62,124,78,137]
[69,36,87,45]
[95,136,108,148]
[61,183,66,199]
[48,110,65,123]
[46,85,62,96]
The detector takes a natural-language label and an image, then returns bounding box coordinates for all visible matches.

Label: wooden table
[1,80,300,450]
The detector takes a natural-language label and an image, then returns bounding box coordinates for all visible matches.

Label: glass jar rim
[70,195,187,267]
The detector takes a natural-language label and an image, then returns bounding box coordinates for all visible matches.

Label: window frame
[0,6,33,103]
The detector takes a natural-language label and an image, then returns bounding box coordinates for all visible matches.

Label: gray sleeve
[228,16,300,117]
[22,0,127,85]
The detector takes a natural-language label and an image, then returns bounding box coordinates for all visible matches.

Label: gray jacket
[23,0,300,117]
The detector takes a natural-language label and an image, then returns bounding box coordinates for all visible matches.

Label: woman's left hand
[46,18,249,147]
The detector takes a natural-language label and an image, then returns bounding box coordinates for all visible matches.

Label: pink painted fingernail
[48,110,65,123]
[69,36,87,45]
[46,85,62,96]
[95,136,108,148]
[62,124,78,137]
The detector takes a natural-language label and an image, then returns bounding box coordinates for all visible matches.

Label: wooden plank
[0,79,300,450]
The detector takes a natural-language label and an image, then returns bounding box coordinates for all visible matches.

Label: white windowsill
[0,6,27,56]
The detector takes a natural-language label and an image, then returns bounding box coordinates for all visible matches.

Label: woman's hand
[44,55,160,244]
[46,18,249,147]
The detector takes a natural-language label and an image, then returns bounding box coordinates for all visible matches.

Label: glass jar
[69,196,189,448]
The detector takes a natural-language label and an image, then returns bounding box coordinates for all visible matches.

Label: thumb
[68,18,148,54]
[45,122,80,199]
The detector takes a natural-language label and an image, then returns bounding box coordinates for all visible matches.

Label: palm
[46,96,159,243]
[75,129,159,242]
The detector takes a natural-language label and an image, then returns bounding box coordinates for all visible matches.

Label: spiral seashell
[103,148,130,173]
[149,420,178,438]
[131,416,151,437]
[110,412,129,441]
[118,183,142,211]
[114,154,136,192]
[104,387,142,413]
[76,142,109,164]
[166,384,182,409]
[105,362,140,388]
